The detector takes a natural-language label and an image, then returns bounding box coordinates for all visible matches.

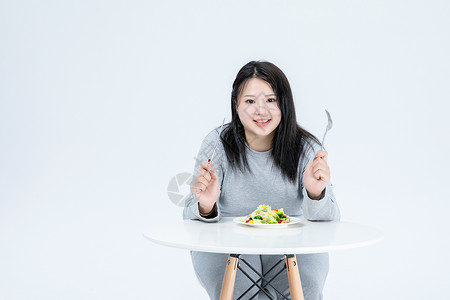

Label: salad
[241,204,290,224]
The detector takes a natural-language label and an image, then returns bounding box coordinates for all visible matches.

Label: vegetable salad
[242,204,290,224]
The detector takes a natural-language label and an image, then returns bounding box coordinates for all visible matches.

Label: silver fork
[320,110,333,151]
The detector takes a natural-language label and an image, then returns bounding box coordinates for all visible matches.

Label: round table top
[143,217,384,255]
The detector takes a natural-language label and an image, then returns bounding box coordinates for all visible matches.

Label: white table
[143,217,383,300]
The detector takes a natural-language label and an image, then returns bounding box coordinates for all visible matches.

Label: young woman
[183,60,340,300]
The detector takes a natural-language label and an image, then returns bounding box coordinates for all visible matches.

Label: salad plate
[233,216,301,228]
[234,204,297,228]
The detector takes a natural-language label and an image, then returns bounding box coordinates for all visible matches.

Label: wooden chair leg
[286,254,304,300]
[219,254,239,300]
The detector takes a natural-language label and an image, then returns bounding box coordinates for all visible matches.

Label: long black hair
[220,60,320,183]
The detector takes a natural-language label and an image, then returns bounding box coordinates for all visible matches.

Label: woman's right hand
[192,162,220,215]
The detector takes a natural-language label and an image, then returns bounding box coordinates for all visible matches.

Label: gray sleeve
[182,129,224,222]
[300,141,341,221]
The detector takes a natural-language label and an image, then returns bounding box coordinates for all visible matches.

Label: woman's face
[236,78,282,143]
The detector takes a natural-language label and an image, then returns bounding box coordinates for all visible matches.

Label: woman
[183,60,340,300]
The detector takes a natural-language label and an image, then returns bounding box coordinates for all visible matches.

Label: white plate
[233,216,301,228]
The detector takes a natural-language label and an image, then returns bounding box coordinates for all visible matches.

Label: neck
[245,131,275,152]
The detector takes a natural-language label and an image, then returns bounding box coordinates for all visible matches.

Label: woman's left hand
[302,150,330,200]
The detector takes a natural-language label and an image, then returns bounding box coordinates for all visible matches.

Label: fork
[320,110,333,151]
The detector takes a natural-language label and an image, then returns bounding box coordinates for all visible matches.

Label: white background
[1,0,449,299]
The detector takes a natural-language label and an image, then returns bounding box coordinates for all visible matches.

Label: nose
[255,101,269,115]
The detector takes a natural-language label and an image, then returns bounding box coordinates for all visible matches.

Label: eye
[267,98,277,103]
[245,99,255,104]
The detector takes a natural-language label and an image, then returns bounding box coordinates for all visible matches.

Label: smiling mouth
[254,119,271,127]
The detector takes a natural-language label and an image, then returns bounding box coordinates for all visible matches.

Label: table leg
[219,254,239,300]
[286,254,304,300]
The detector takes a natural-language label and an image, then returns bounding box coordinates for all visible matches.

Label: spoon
[320,110,333,151]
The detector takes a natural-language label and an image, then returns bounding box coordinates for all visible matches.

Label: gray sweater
[183,126,340,222]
